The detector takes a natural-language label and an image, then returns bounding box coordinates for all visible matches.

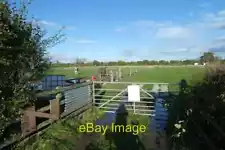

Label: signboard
[127,85,140,102]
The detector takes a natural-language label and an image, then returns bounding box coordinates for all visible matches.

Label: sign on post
[127,85,140,102]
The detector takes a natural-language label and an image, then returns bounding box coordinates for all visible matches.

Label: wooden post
[115,71,118,82]
[21,106,36,135]
[99,73,102,81]
[110,70,113,82]
[50,94,61,120]
[129,67,132,76]
[118,68,122,80]
[92,81,95,108]
[133,102,136,114]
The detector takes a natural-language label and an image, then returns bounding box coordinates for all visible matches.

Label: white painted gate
[92,81,178,116]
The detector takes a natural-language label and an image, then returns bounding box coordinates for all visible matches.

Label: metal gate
[92,81,178,116]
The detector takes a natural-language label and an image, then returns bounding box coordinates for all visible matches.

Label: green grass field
[46,66,205,83]
[18,66,206,150]
[46,67,99,78]
[44,66,205,95]
[132,67,204,83]
[45,66,205,96]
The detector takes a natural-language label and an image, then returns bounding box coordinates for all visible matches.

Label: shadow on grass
[86,104,146,150]
[107,104,146,150]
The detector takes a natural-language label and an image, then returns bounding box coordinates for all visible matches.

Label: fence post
[110,70,113,82]
[98,72,102,81]
[92,81,95,107]
[115,71,119,82]
[133,102,136,114]
[21,106,36,136]
[119,68,122,79]
[50,95,60,120]
[129,67,132,76]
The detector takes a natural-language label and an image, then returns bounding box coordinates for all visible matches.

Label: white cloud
[114,9,225,37]
[114,20,172,32]
[113,9,225,57]
[209,46,225,52]
[214,36,225,43]
[36,20,76,30]
[175,48,190,52]
[133,20,172,28]
[203,10,225,29]
[156,27,192,39]
[161,48,191,54]
[38,20,58,27]
[218,10,225,16]
[210,23,225,29]
[114,20,194,39]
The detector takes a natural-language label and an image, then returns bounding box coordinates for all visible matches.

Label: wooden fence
[21,97,60,136]
[0,82,93,149]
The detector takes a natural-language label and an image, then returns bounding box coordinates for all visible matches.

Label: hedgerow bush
[167,65,225,150]
[0,1,63,141]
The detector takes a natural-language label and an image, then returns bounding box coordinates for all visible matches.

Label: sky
[22,0,225,62]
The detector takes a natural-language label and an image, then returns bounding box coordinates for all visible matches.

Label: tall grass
[15,107,150,150]
[15,108,104,150]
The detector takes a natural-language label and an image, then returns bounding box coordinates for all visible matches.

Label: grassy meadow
[46,66,205,83]
[46,67,99,78]
[18,65,206,150]
[16,108,149,150]
[44,65,205,96]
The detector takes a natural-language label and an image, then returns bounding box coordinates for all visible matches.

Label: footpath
[75,88,169,150]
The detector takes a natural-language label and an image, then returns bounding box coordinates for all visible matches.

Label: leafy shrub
[167,65,225,150]
[0,1,63,140]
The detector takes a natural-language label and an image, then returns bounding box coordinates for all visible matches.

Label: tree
[75,58,87,65]
[142,60,149,65]
[0,1,63,139]
[159,60,169,65]
[93,60,101,66]
[200,52,217,64]
[117,60,126,66]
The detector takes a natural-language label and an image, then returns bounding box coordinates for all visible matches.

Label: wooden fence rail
[0,82,92,149]
[21,96,60,136]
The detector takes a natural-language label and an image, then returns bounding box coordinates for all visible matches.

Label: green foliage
[167,65,225,150]
[93,60,101,66]
[15,107,150,150]
[199,52,220,64]
[52,59,202,67]
[0,1,63,140]
[15,108,105,150]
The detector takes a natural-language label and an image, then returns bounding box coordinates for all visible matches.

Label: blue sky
[25,0,225,62]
